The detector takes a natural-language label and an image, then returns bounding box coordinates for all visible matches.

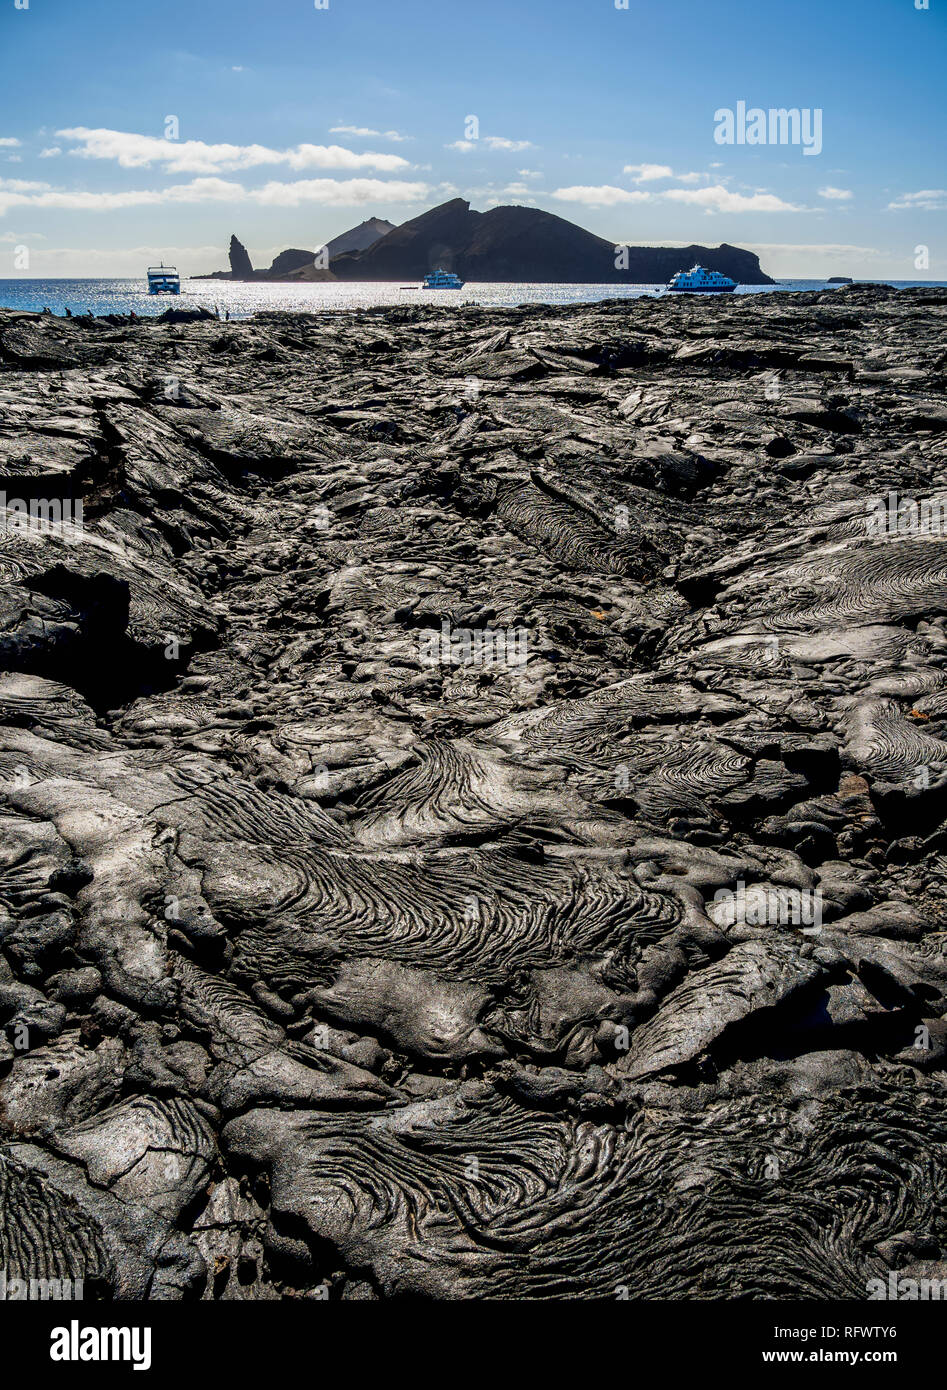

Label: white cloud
[517,169,541,178]
[749,242,879,256]
[887,189,947,210]
[39,147,62,158]
[663,184,803,213]
[0,138,21,148]
[482,136,532,151]
[446,136,533,153]
[0,176,431,217]
[624,163,703,185]
[56,127,411,174]
[0,178,239,215]
[0,177,52,193]
[553,184,653,206]
[624,163,673,182]
[248,177,427,207]
[330,125,410,142]
[818,186,853,200]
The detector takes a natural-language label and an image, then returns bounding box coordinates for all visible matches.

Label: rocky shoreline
[0,284,946,1300]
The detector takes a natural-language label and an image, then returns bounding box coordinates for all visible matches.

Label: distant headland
[193,198,775,285]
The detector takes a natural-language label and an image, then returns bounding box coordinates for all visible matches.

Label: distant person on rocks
[64,307,71,317]
[225,309,230,320]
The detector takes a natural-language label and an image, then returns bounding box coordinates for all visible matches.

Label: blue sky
[1,0,944,278]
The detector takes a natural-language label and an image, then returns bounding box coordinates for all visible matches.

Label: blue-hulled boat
[422,268,464,288]
[667,265,736,293]
[147,264,181,295]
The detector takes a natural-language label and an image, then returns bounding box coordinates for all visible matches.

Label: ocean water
[0,277,943,319]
